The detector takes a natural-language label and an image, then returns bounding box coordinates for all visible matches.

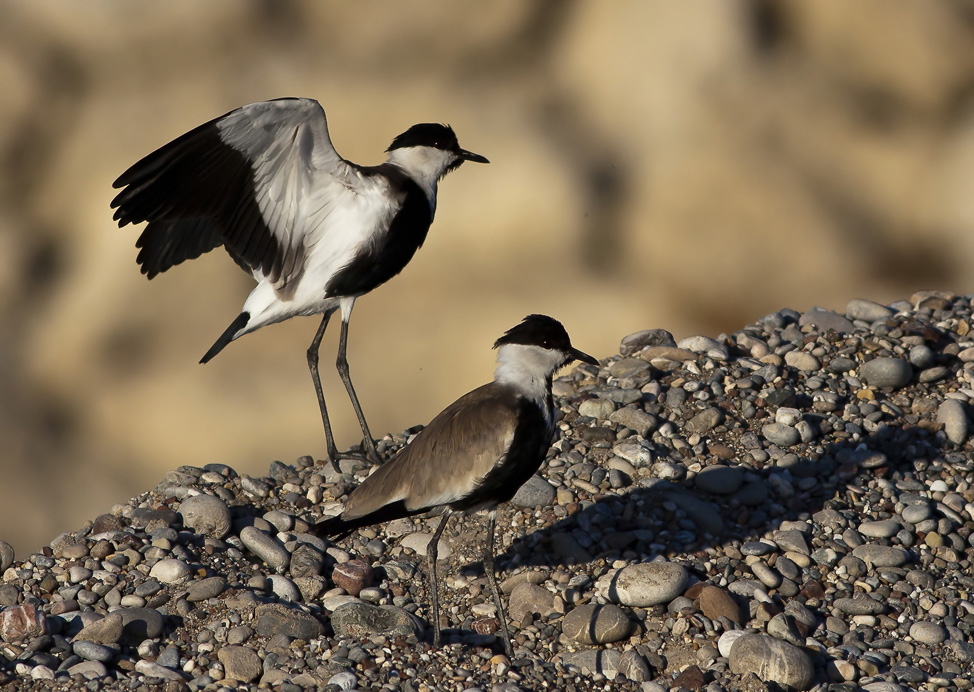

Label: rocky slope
[2,291,974,691]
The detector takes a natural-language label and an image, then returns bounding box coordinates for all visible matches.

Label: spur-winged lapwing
[311,314,598,656]
[111,97,488,469]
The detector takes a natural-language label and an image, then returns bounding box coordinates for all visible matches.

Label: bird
[311,314,598,656]
[111,97,489,470]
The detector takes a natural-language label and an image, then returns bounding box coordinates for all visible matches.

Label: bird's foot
[323,443,379,473]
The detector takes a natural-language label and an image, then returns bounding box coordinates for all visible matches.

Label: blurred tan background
[2,0,974,556]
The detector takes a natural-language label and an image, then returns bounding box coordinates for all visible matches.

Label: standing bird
[111,97,488,469]
[312,314,598,656]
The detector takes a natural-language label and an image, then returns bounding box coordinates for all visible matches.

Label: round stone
[330,602,421,639]
[72,640,115,663]
[694,466,743,495]
[859,358,912,389]
[118,608,165,645]
[148,558,191,584]
[254,603,325,640]
[0,541,15,573]
[852,545,911,568]
[762,423,800,447]
[400,531,451,559]
[178,494,231,539]
[718,630,747,658]
[240,526,290,572]
[846,299,893,323]
[909,621,947,644]
[509,583,555,624]
[186,576,227,602]
[562,604,632,644]
[510,475,556,509]
[268,575,301,602]
[218,645,262,683]
[598,561,689,607]
[578,398,616,419]
[902,504,932,524]
[937,399,968,445]
[784,351,820,372]
[729,633,814,691]
[858,520,901,538]
[697,585,744,625]
[332,559,374,597]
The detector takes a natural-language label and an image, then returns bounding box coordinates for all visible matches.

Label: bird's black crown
[494,314,572,352]
[387,123,459,153]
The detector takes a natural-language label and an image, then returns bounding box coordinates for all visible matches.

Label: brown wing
[343,382,519,520]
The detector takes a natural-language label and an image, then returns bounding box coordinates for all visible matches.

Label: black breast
[450,396,554,513]
[325,164,434,298]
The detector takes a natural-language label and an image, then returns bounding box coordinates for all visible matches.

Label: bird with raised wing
[311,314,598,656]
[111,97,488,469]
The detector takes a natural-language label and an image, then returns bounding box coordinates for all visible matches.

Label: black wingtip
[200,312,250,364]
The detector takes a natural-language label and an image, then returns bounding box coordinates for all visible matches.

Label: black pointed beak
[459,149,489,164]
[571,348,599,366]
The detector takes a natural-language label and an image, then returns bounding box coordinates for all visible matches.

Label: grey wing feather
[343,383,519,519]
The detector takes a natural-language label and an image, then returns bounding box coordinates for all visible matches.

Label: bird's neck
[386,148,450,207]
[493,344,559,408]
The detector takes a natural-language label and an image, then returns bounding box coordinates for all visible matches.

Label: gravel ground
[3,291,974,692]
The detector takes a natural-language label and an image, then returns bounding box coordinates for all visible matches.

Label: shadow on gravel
[495,413,964,574]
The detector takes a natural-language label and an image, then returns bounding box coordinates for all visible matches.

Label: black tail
[311,500,425,542]
[200,312,250,364]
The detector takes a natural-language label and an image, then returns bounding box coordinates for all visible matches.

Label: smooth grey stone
[118,608,165,645]
[263,510,293,533]
[578,398,615,419]
[0,541,15,573]
[511,475,556,509]
[666,493,725,535]
[617,649,652,682]
[268,575,302,602]
[327,671,359,690]
[694,466,743,495]
[562,604,632,644]
[766,613,803,646]
[218,645,262,683]
[750,562,781,588]
[598,561,688,607]
[186,576,227,602]
[227,625,253,645]
[852,545,911,567]
[859,520,901,538]
[72,640,115,663]
[255,603,325,639]
[784,351,820,372]
[608,357,652,379]
[74,613,123,645]
[240,526,290,572]
[762,423,800,447]
[400,531,450,559]
[620,329,675,356]
[729,633,814,691]
[859,358,912,389]
[133,660,186,681]
[846,299,893,323]
[178,494,231,539]
[156,645,180,668]
[902,504,932,524]
[608,405,658,438]
[741,541,777,556]
[563,648,622,677]
[909,621,946,644]
[908,344,935,368]
[798,308,854,334]
[686,407,724,434]
[66,660,108,679]
[678,335,728,359]
[330,602,421,639]
[148,558,191,584]
[550,532,593,563]
[509,582,555,624]
[937,399,968,445]
[834,595,887,615]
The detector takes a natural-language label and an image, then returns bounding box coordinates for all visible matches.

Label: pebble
[0,604,44,643]
[694,465,743,494]
[728,633,814,690]
[3,292,974,692]
[598,561,688,606]
[761,423,800,447]
[562,603,632,644]
[330,602,421,639]
[254,603,325,640]
[177,493,232,538]
[937,398,968,444]
[860,357,912,389]
[240,525,291,572]
[510,475,556,508]
[400,530,451,559]
[218,645,262,683]
[148,558,191,584]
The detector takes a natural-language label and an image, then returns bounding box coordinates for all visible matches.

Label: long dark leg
[484,509,514,658]
[335,316,380,464]
[426,514,451,648]
[307,312,342,473]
